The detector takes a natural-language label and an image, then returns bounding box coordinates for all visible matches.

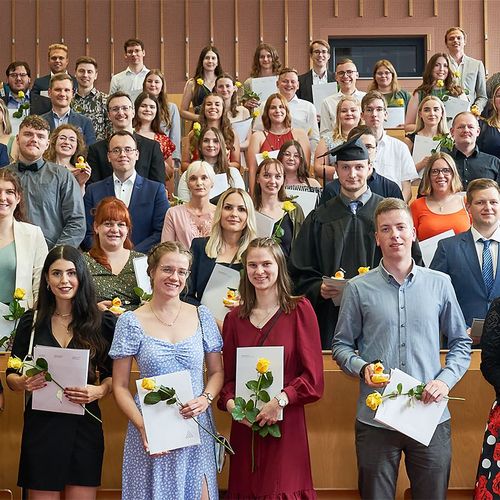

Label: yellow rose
[358,266,370,275]
[262,150,270,159]
[235,81,242,88]
[17,90,25,99]
[256,358,270,374]
[196,78,204,86]
[366,391,383,411]
[395,98,404,106]
[453,70,461,79]
[371,373,390,384]
[7,356,23,371]
[436,79,444,88]
[141,378,156,391]
[112,297,122,307]
[193,122,201,131]
[471,105,480,117]
[252,109,260,118]
[372,362,384,374]
[13,288,26,300]
[282,200,296,213]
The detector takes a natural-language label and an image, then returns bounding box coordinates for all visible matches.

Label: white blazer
[13,219,48,307]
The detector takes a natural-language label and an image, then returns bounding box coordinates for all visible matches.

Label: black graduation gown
[289,193,422,349]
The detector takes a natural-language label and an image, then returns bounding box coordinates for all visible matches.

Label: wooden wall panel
[212,0,235,78]
[86,0,111,92]
[136,0,161,77]
[237,0,260,81]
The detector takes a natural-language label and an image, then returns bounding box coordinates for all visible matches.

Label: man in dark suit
[431,178,500,344]
[40,73,96,146]
[87,91,165,184]
[83,130,169,253]
[2,61,51,116]
[297,40,335,104]
[32,43,78,96]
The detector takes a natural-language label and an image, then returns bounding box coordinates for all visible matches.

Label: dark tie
[481,239,495,294]
[349,201,361,215]
[18,162,38,172]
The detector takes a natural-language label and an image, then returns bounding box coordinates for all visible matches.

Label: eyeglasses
[336,70,356,77]
[376,71,392,77]
[159,266,190,278]
[430,167,453,176]
[9,72,28,79]
[57,135,77,144]
[312,50,329,55]
[365,106,386,114]
[108,147,137,155]
[109,105,132,113]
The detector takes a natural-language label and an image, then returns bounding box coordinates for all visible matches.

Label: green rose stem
[23,358,102,423]
[272,216,286,244]
[250,372,264,472]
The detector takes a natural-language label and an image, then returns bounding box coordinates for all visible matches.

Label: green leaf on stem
[44,372,52,382]
[144,392,162,404]
[397,383,402,394]
[258,426,269,437]
[260,372,273,389]
[36,358,48,371]
[258,390,270,403]
[246,380,258,392]
[268,423,281,438]
[231,407,246,421]
[25,367,42,377]
[166,398,177,405]
[245,407,259,424]
[234,397,246,409]
[245,399,254,411]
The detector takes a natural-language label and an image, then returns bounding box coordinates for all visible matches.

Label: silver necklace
[150,302,182,327]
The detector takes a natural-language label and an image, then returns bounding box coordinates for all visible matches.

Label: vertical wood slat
[383,0,389,17]
[259,0,264,42]
[334,0,339,17]
[85,0,90,55]
[433,0,438,16]
[359,0,364,17]
[308,0,313,43]
[234,0,239,80]
[11,0,15,60]
[160,0,165,74]
[408,0,413,16]
[185,0,189,80]
[110,0,115,78]
[36,0,40,77]
[135,0,139,39]
[284,0,289,66]
[209,0,214,44]
[483,0,488,73]
[60,0,65,43]
[458,0,463,27]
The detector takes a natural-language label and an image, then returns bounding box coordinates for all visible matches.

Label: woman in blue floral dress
[110,241,223,500]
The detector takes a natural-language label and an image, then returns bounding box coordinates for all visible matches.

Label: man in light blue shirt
[333,197,471,500]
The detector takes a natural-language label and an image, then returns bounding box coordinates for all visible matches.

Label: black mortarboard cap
[329,136,369,161]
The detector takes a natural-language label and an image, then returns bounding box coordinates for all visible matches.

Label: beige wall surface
[0,0,495,97]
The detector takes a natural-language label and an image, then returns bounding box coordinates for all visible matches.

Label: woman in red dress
[246,93,310,195]
[218,237,324,499]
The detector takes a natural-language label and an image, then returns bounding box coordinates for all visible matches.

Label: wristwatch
[274,393,288,408]
[201,392,213,404]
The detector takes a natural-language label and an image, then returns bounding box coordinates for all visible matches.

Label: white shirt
[374,132,418,187]
[471,225,500,275]
[319,89,366,139]
[113,171,137,207]
[109,66,150,103]
[312,69,329,85]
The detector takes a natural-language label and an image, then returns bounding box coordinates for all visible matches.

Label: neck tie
[349,201,361,215]
[481,239,495,294]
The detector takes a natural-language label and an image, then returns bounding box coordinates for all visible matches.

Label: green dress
[84,250,145,310]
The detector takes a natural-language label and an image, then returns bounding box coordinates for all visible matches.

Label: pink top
[410,196,471,241]
[161,204,215,249]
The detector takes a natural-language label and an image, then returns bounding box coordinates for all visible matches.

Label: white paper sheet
[374,368,447,446]
[251,76,278,104]
[232,118,253,143]
[236,346,284,419]
[255,211,275,238]
[384,107,405,129]
[210,174,230,199]
[471,318,484,344]
[412,135,439,166]
[285,188,318,218]
[136,370,200,454]
[312,82,338,114]
[133,256,152,295]
[255,149,279,165]
[31,345,90,415]
[0,302,14,342]
[443,96,469,120]
[418,229,455,266]
[322,276,347,306]
[200,263,241,321]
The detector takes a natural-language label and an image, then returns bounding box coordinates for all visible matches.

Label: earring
[47,283,50,291]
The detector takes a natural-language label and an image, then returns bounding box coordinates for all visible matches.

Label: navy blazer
[297,69,336,103]
[83,174,170,253]
[87,134,165,184]
[430,229,500,327]
[1,92,52,116]
[41,109,96,146]
[32,74,78,95]
[0,143,9,167]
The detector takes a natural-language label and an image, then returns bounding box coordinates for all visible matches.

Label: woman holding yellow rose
[253,157,304,258]
[368,59,411,112]
[219,237,324,499]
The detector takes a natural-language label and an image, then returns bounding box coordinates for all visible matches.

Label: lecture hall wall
[0,0,496,96]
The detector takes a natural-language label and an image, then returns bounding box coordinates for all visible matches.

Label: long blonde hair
[332,95,361,141]
[205,188,257,261]
[414,96,449,134]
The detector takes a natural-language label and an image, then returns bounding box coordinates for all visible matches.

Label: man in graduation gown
[289,137,421,349]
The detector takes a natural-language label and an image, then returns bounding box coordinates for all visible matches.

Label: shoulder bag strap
[257,309,283,346]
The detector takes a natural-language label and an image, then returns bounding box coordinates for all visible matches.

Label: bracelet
[201,392,213,404]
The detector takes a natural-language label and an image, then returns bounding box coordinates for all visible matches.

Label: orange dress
[410,196,471,241]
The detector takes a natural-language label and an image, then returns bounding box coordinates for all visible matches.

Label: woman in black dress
[6,245,115,498]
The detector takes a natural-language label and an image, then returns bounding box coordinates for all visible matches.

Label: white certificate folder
[136,370,201,454]
[31,345,90,416]
[236,346,284,419]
